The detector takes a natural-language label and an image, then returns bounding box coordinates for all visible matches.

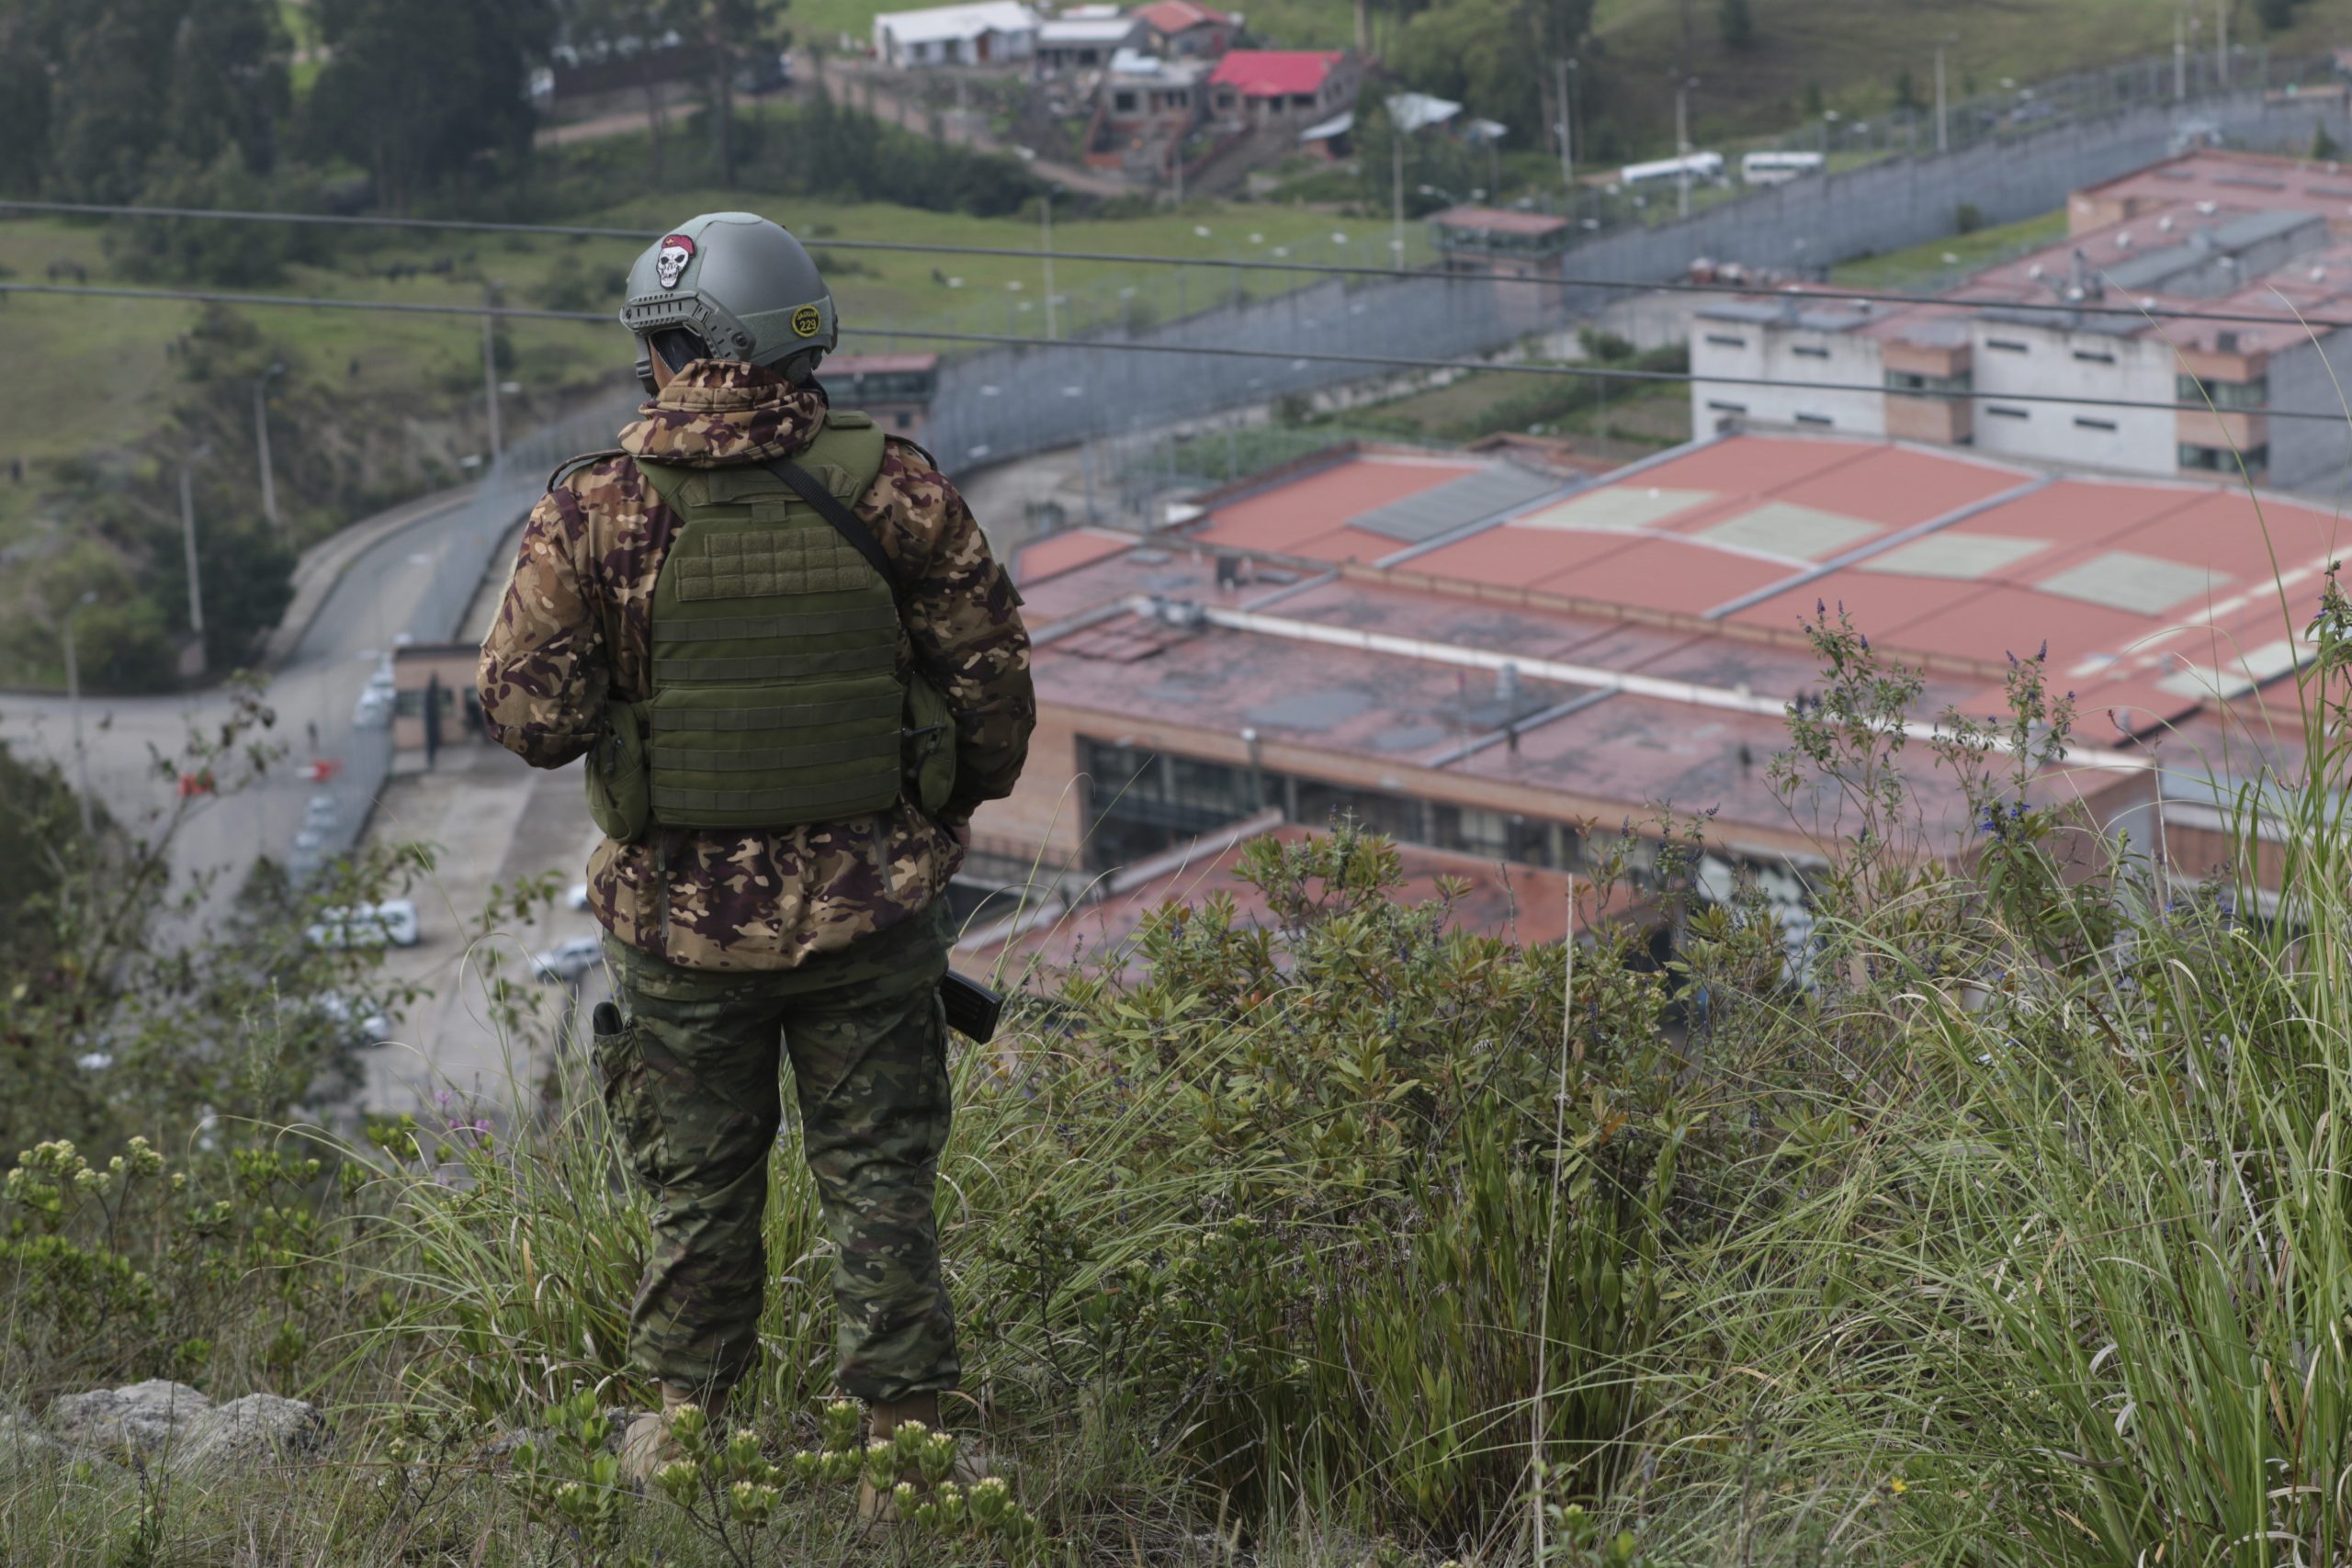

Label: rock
[0,1404,66,1470]
[48,1380,212,1457]
[173,1394,333,1472]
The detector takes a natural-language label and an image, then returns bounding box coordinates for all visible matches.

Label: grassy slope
[1827,208,2068,290]
[0,191,1419,551]
[1588,0,2352,141]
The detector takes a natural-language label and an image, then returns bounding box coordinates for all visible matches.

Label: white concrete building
[1036,9,1140,71]
[872,2,1040,67]
[1690,188,2352,493]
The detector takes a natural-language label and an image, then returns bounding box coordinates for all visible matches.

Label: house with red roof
[1207,49,1359,128]
[1135,0,1235,58]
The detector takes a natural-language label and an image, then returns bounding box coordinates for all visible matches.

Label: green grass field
[1589,0,2352,142]
[0,190,1425,549]
[1828,209,2069,291]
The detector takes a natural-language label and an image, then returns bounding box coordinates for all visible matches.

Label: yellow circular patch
[791,305,823,337]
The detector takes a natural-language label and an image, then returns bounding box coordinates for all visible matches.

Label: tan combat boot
[619,1382,725,1489]
[855,1393,989,1523]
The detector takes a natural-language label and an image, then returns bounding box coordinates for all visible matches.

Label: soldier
[476,212,1034,1505]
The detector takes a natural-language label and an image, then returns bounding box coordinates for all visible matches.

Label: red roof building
[956,430,2324,953]
[1135,0,1234,56]
[1207,49,1358,125]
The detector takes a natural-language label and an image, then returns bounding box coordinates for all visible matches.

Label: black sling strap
[763,457,899,592]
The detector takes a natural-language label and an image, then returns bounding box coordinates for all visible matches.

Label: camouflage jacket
[477,360,1035,971]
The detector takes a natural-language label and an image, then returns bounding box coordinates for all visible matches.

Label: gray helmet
[618,211,840,392]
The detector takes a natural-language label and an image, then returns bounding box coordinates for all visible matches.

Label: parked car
[314,991,393,1045]
[306,899,420,949]
[567,882,592,912]
[531,936,604,985]
[305,795,338,829]
[353,688,393,728]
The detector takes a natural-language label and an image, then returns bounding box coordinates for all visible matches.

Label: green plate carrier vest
[614,410,912,833]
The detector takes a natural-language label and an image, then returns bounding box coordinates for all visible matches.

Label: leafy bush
[13,585,2352,1563]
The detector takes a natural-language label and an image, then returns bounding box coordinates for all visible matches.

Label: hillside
[808,0,2352,156]
[1584,0,2352,144]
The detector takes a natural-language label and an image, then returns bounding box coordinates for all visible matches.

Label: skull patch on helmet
[653,235,696,290]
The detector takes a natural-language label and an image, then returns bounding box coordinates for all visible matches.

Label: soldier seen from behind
[476,212,1035,1513]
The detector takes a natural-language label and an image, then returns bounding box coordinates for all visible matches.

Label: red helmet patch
[653,234,696,290]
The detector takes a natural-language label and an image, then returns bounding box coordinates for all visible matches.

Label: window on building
[1291,93,1315,108]
[1794,412,1834,426]
[1078,738,1262,868]
[1986,338,2030,354]
[1790,344,1831,359]
[1986,405,2030,419]
[2074,415,2119,431]
[1884,369,1973,396]
[1703,333,1748,348]
[1114,90,1136,111]
[2179,442,2268,476]
[2072,348,2117,364]
[2177,373,2268,411]
[894,412,912,430]
[1706,400,1749,413]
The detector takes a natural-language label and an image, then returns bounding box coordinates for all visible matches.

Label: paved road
[0,496,486,931]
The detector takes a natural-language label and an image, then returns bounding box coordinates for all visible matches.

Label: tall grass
[14,594,2352,1562]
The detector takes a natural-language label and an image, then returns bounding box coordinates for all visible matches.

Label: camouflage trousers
[594,904,958,1402]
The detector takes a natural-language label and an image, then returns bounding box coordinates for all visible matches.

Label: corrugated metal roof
[1346,464,1562,542]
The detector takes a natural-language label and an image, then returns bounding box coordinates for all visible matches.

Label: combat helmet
[619,211,840,392]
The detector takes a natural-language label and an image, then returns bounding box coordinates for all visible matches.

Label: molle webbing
[635,413,899,830]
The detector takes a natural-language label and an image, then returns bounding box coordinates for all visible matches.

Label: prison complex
[959,427,2326,970]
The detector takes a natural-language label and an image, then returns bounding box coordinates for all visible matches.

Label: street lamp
[481,282,504,463]
[1674,76,1700,220]
[1933,36,1958,153]
[177,443,213,667]
[62,590,97,839]
[254,361,285,532]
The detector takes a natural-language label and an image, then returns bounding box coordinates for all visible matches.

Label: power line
[11,196,2352,333]
[0,277,605,322]
[6,277,2346,424]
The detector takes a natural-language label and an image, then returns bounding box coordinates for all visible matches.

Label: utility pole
[1392,128,1406,269]
[1934,41,1951,153]
[177,443,212,669]
[2175,6,2188,101]
[253,361,283,532]
[1675,77,1697,220]
[1041,190,1057,341]
[1556,58,1575,190]
[63,590,96,839]
[2216,0,2228,89]
[481,281,503,462]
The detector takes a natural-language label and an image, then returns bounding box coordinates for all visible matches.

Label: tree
[161,0,292,176]
[43,0,183,202]
[1389,0,1596,152]
[560,0,687,181]
[2256,0,2296,29]
[1717,0,1752,50]
[0,0,61,197]
[685,0,792,187]
[308,0,556,209]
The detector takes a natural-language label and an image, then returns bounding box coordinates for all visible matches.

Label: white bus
[1618,151,1724,187]
[1741,150,1825,186]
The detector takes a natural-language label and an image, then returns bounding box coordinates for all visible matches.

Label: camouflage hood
[616,359,823,468]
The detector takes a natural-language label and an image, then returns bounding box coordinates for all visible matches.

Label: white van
[306,899,420,949]
[1741,150,1824,186]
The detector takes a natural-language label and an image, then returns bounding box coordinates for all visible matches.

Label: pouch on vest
[585,700,652,841]
[902,671,956,818]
